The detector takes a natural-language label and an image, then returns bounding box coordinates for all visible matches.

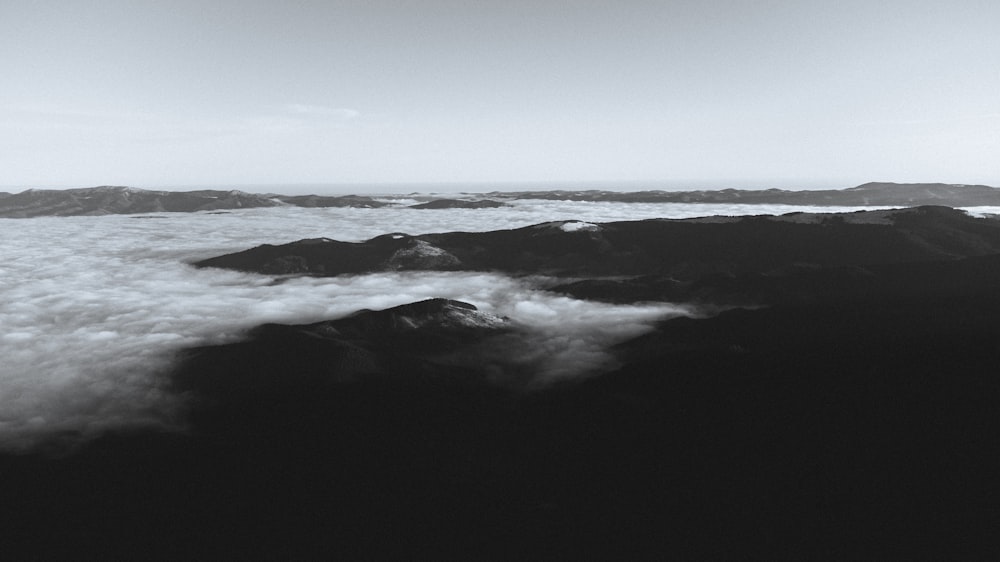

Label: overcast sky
[3,0,999,191]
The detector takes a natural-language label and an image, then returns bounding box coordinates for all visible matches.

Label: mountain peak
[331,298,508,334]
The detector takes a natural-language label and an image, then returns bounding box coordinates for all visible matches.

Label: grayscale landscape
[3,1,999,559]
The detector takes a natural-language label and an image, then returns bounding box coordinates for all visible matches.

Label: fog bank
[0,201,904,449]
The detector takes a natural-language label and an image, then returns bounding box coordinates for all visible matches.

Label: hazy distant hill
[0,186,279,217]
[490,182,1000,206]
[270,194,390,208]
[4,182,1000,218]
[408,198,507,209]
[0,186,387,217]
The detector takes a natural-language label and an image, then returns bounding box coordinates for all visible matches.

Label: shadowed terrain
[196,206,1000,285]
[3,206,1000,559]
[408,198,508,209]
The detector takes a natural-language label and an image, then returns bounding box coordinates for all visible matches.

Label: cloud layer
[0,201,901,450]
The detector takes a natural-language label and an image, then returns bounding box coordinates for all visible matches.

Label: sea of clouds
[2,200,962,450]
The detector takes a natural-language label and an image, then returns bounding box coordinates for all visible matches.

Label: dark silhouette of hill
[492,181,1000,206]
[4,207,1000,559]
[197,206,1000,282]
[270,193,390,208]
[172,299,513,411]
[5,279,999,559]
[408,198,507,209]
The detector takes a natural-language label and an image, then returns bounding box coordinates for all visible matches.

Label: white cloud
[0,201,903,450]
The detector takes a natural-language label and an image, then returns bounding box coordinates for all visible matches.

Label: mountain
[829,181,1000,205]
[408,198,507,209]
[0,186,281,217]
[0,186,388,217]
[196,206,1000,285]
[4,182,1000,217]
[489,182,1000,206]
[171,298,513,426]
[270,194,389,208]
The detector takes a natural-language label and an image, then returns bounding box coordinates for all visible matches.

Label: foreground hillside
[2,206,999,559]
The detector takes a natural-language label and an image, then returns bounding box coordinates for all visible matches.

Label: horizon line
[4,179,997,195]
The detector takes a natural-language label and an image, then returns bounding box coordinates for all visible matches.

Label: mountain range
[3,182,1000,217]
[0,186,388,217]
[196,206,1000,296]
[488,181,1000,206]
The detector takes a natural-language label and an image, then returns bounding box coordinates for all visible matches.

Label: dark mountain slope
[409,198,507,209]
[5,275,999,559]
[587,290,1000,557]
[173,298,510,400]
[270,193,389,207]
[553,245,1000,305]
[196,206,1000,281]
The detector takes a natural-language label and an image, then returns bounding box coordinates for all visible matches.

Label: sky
[2,0,999,191]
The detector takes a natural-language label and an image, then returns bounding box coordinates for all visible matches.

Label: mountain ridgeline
[4,182,1000,217]
[488,181,1000,206]
[196,206,1000,301]
[0,186,388,217]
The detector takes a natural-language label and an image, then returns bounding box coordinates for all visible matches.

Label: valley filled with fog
[0,199,981,449]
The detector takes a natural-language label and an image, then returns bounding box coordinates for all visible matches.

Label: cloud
[0,200,904,451]
[467,294,692,386]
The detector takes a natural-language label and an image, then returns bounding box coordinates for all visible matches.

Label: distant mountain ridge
[488,182,1000,206]
[408,198,508,209]
[0,185,388,217]
[3,182,1000,217]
